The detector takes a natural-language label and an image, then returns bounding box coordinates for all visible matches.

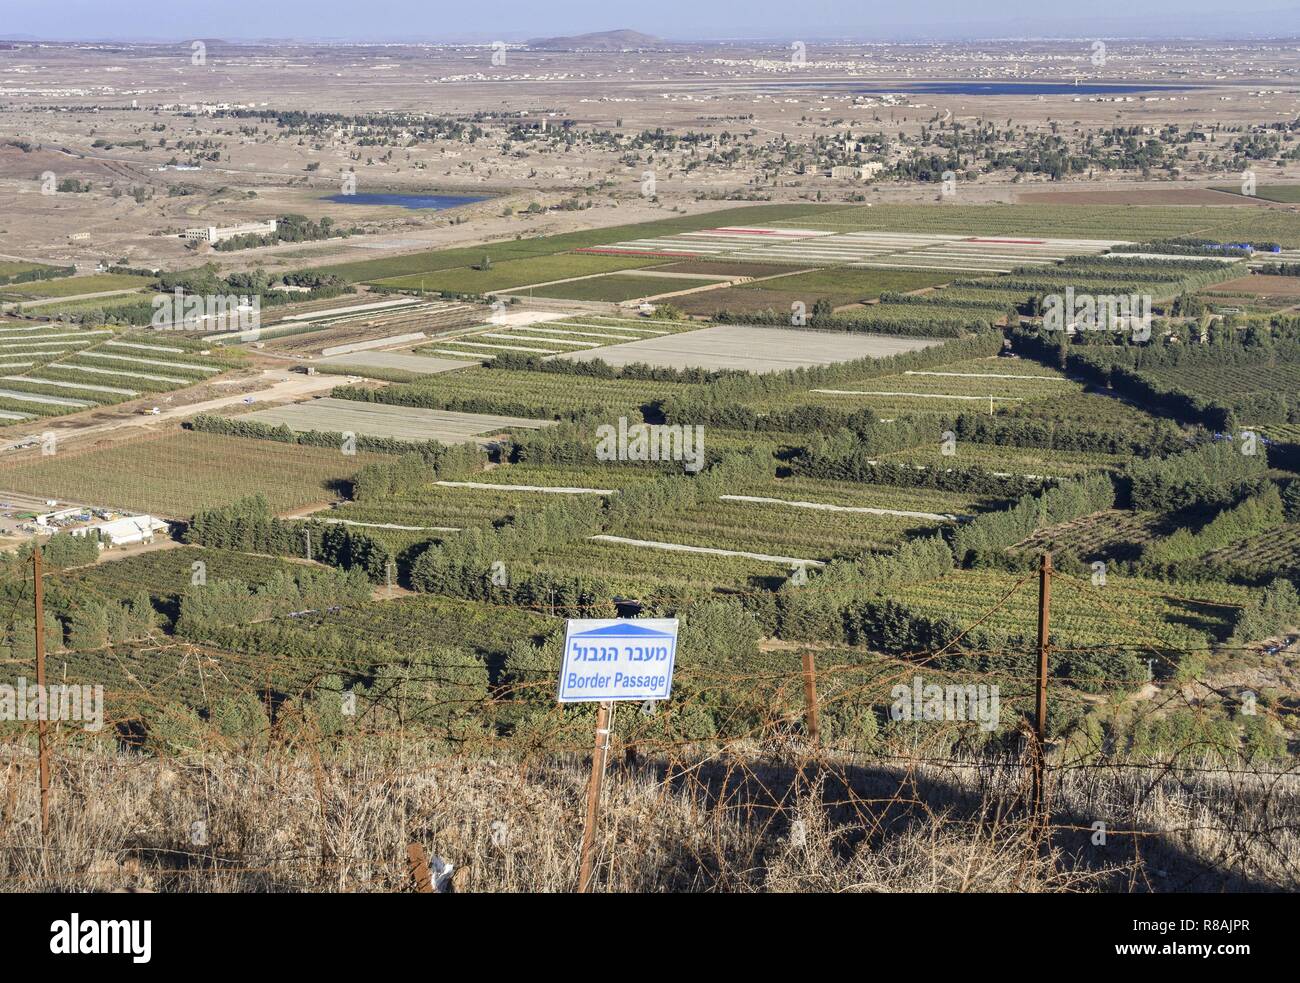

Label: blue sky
[3,0,1299,41]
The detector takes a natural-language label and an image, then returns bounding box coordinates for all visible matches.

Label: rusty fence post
[406,843,434,893]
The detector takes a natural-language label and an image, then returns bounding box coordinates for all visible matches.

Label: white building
[829,162,885,181]
[70,515,170,548]
[180,220,278,244]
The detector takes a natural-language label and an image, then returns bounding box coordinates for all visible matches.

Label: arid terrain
[0,32,1297,910]
[2,37,1297,274]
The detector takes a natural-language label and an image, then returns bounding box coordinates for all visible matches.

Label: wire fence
[0,547,1297,893]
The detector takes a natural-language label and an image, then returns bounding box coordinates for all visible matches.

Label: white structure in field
[180,220,277,244]
[829,162,885,181]
[69,515,170,547]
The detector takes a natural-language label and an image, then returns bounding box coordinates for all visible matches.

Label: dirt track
[0,369,340,456]
[1016,187,1285,207]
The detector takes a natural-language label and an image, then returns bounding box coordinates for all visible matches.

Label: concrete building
[829,162,885,181]
[180,220,278,244]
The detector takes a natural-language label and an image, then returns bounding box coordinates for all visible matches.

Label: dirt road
[0,369,343,455]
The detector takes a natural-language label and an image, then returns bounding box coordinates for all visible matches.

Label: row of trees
[0,264,75,286]
[789,451,1047,498]
[184,495,398,583]
[951,411,1186,458]
[951,474,1116,565]
[711,308,986,338]
[176,566,371,639]
[1128,441,1269,512]
[1144,486,1287,564]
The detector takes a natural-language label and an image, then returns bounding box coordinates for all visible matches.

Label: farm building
[69,514,170,547]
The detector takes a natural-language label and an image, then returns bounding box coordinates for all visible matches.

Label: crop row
[770,204,1300,247]
[333,366,698,420]
[892,569,1249,650]
[879,442,1131,478]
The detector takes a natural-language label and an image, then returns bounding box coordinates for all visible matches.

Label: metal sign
[557,618,678,703]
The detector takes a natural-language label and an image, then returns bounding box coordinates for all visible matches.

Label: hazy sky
[3,0,1299,42]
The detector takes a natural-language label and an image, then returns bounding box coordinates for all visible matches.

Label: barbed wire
[0,531,1296,891]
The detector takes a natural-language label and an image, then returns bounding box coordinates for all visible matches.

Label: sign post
[577,701,613,894]
[559,619,679,893]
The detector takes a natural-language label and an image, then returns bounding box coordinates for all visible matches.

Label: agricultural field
[556,323,942,372]
[241,397,554,443]
[247,299,478,356]
[0,430,379,517]
[736,268,956,302]
[994,388,1172,430]
[678,266,956,315]
[15,292,156,318]
[0,331,240,423]
[1212,185,1300,204]
[518,537,787,596]
[417,315,697,361]
[1141,359,1300,417]
[0,261,63,280]
[581,225,1124,274]
[891,569,1250,652]
[329,484,590,534]
[1201,275,1300,299]
[648,260,809,278]
[368,252,658,293]
[312,203,848,283]
[879,441,1132,479]
[768,204,1300,248]
[752,354,1082,418]
[518,273,707,302]
[1204,522,1300,575]
[452,463,664,491]
[722,475,1012,516]
[1257,422,1300,443]
[331,366,700,420]
[946,255,1247,310]
[0,272,152,299]
[14,640,254,717]
[312,350,471,381]
[610,493,951,563]
[1009,509,1171,562]
[295,593,556,666]
[63,545,306,610]
[327,462,675,535]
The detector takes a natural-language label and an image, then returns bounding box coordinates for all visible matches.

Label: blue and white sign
[557,618,679,703]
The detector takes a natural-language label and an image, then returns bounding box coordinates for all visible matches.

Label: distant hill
[526,30,664,51]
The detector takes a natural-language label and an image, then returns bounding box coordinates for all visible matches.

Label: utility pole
[33,544,49,842]
[1032,552,1052,820]
[577,701,614,893]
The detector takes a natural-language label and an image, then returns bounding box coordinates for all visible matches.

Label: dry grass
[2,739,1297,893]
